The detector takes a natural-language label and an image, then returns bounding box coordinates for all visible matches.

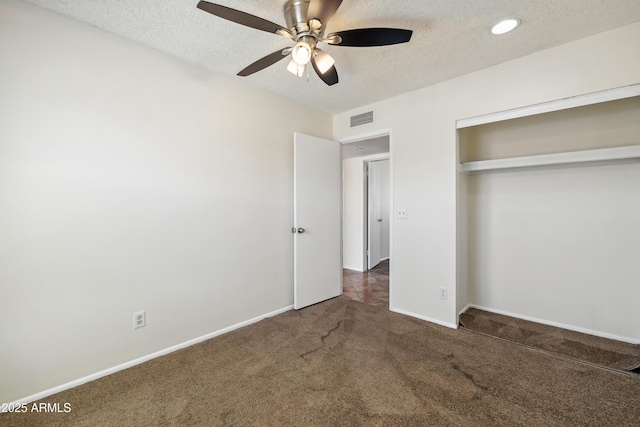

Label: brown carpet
[2,297,640,426]
[460,308,640,372]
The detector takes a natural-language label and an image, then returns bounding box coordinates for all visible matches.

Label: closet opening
[456,85,640,371]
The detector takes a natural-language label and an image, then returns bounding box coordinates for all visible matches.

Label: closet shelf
[459,145,640,173]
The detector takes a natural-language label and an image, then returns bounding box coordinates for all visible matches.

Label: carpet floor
[459,308,640,372]
[2,297,639,426]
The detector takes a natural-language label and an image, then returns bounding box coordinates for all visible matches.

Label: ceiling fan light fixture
[292,41,312,65]
[313,49,335,74]
[287,58,305,77]
[491,18,520,35]
[197,1,413,86]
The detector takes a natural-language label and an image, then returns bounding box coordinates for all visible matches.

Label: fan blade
[327,28,413,47]
[238,49,290,77]
[311,56,338,86]
[307,0,343,26]
[197,1,292,37]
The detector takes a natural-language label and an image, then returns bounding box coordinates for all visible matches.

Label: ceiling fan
[197,0,413,86]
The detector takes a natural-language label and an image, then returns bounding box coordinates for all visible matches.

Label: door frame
[340,128,394,309]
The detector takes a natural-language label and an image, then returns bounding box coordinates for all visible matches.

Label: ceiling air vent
[350,111,374,127]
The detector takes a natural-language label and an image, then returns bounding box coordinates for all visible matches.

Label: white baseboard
[464,304,639,345]
[458,303,472,316]
[11,305,294,406]
[390,307,458,330]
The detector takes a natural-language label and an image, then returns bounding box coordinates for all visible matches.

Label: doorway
[341,135,391,307]
[366,159,390,270]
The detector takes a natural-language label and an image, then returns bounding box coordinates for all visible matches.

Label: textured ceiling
[23,0,640,113]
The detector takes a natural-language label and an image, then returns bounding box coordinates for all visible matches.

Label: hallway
[342,260,389,307]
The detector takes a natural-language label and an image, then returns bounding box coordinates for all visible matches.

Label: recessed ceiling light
[491,18,520,35]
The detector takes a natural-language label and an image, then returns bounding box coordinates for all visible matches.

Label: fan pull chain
[306,63,310,82]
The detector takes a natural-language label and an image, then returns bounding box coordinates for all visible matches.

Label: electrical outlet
[439,287,448,300]
[134,311,145,329]
[397,207,407,219]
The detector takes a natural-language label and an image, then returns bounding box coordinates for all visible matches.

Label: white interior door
[294,133,341,309]
[367,161,382,269]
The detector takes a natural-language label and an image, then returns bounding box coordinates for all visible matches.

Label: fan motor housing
[284,0,311,31]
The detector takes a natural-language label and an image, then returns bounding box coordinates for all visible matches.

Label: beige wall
[0,0,331,402]
[333,22,640,332]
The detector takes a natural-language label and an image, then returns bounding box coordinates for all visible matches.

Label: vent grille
[350,111,374,127]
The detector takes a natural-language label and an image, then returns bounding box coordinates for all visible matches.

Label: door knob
[297,228,306,234]
[378,219,383,222]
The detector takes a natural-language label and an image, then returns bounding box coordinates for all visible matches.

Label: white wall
[378,160,390,261]
[467,162,640,341]
[333,22,640,330]
[0,0,331,403]
[342,157,365,271]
